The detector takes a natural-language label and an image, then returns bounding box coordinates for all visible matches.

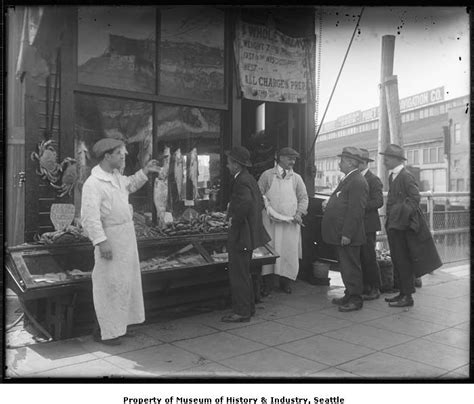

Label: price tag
[50,203,75,231]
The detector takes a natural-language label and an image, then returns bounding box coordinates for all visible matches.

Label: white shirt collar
[360,168,369,176]
[234,170,241,179]
[342,168,358,180]
[91,165,120,187]
[389,164,404,180]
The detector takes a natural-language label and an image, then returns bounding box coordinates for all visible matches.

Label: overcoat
[228,168,270,251]
[363,169,383,232]
[386,168,442,276]
[322,170,368,246]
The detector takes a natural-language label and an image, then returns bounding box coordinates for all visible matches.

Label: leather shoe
[362,288,380,301]
[332,295,350,306]
[385,294,402,303]
[221,313,250,323]
[338,301,362,312]
[389,295,414,307]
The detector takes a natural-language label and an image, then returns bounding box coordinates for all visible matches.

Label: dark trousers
[228,247,255,317]
[360,232,382,290]
[387,228,415,295]
[336,245,363,303]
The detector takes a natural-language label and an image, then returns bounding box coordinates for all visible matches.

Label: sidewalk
[4,262,470,379]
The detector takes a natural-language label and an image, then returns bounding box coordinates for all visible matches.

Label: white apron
[262,173,301,280]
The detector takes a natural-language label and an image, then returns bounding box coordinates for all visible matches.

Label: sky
[315,6,470,123]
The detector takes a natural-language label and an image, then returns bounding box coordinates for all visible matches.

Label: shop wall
[448,105,470,192]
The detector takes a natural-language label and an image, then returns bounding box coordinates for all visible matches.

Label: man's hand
[341,236,351,246]
[143,159,163,175]
[98,240,113,260]
[293,213,303,225]
[321,199,328,212]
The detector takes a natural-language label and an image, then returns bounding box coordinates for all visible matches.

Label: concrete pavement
[4,262,470,379]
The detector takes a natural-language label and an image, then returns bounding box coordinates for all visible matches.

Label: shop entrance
[241,99,306,180]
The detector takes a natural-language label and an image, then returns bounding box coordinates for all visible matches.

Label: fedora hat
[379,144,406,160]
[359,148,374,162]
[225,146,252,167]
[337,147,365,163]
[278,147,300,158]
[93,138,125,159]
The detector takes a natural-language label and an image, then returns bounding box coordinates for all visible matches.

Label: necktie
[282,170,286,179]
[389,173,393,184]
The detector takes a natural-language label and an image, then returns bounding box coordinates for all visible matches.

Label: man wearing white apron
[258,147,308,294]
[81,138,161,345]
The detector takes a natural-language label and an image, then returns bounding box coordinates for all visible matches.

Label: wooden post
[385,74,403,146]
[377,35,395,192]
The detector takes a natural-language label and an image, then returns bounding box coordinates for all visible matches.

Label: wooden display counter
[5,234,278,340]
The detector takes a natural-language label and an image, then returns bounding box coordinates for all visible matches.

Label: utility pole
[385,74,403,146]
[377,35,396,192]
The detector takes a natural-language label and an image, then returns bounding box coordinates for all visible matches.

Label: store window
[429,147,437,163]
[74,94,153,212]
[78,7,156,93]
[413,150,419,165]
[437,147,444,163]
[422,148,428,164]
[440,104,446,114]
[154,104,223,216]
[454,123,461,144]
[159,6,225,103]
[457,178,465,191]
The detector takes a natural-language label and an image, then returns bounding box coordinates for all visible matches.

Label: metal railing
[376,192,470,264]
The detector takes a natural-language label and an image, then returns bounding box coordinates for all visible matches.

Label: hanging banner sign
[235,21,313,103]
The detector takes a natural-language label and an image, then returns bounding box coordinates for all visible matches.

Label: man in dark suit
[322,147,368,312]
[223,146,271,322]
[358,148,384,300]
[381,144,442,307]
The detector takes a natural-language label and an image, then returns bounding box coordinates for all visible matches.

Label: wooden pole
[377,35,395,192]
[385,75,403,146]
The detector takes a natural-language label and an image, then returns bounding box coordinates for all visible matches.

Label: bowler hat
[379,144,406,160]
[359,148,374,162]
[93,138,125,158]
[279,147,300,158]
[337,147,365,163]
[225,146,252,167]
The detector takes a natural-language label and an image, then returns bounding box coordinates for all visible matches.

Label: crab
[30,140,62,184]
[51,157,78,198]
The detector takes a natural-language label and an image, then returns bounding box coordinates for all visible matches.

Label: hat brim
[363,157,375,162]
[280,153,300,158]
[337,153,365,163]
[225,150,252,167]
[379,152,407,160]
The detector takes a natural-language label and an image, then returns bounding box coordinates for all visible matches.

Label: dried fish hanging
[153,146,171,228]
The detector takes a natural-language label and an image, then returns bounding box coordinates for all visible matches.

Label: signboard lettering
[236,21,312,103]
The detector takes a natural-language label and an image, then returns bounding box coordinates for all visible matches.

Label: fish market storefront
[5,6,316,339]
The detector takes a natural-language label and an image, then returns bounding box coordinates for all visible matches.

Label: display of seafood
[139,247,206,272]
[154,146,171,228]
[188,147,199,200]
[174,148,184,200]
[31,269,91,284]
[35,225,89,245]
[133,211,228,240]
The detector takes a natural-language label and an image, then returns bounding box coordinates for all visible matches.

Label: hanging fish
[174,148,184,200]
[154,146,170,228]
[189,147,199,200]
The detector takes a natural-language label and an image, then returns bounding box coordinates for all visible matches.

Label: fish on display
[154,146,171,228]
[174,148,184,200]
[189,147,199,200]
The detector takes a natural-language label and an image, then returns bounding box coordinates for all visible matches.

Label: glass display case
[6,236,278,339]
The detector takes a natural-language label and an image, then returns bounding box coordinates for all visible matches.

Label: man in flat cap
[81,138,162,344]
[358,148,384,301]
[322,147,368,312]
[381,144,442,307]
[223,146,270,323]
[258,147,308,294]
